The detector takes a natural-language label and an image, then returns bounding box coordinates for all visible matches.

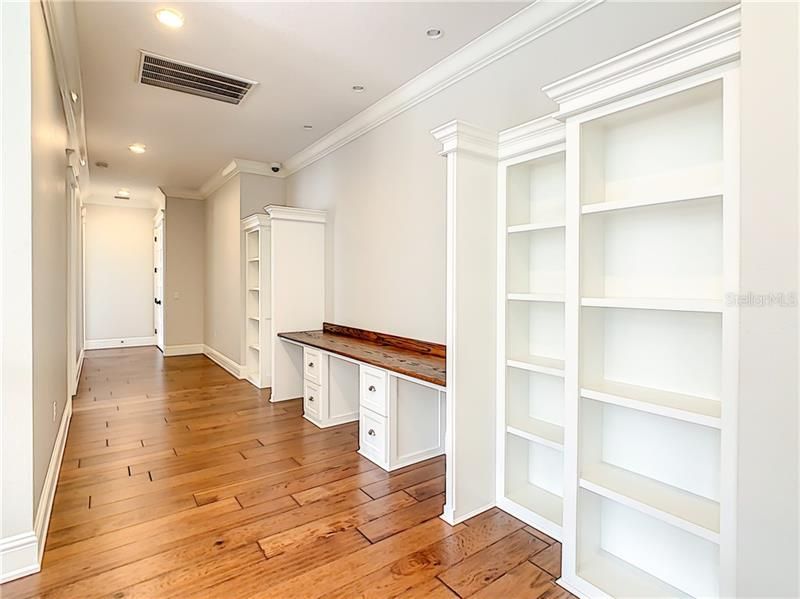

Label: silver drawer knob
[368,385,376,392]
[368,429,376,436]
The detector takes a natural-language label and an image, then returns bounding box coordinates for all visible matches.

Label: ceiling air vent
[137,51,257,105]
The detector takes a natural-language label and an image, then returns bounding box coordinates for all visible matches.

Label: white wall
[165,196,205,347]
[0,0,37,579]
[737,2,799,596]
[285,1,731,344]
[240,172,284,219]
[84,205,156,343]
[31,0,69,513]
[204,176,242,363]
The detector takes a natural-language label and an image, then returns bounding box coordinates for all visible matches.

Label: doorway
[153,212,164,352]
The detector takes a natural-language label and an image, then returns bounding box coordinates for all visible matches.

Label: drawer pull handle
[308,362,314,368]
[368,429,376,436]
[308,396,314,402]
[368,385,376,392]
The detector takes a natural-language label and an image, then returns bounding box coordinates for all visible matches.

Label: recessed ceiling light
[70,91,79,103]
[303,124,313,130]
[156,8,184,29]
[426,28,443,39]
[128,143,147,154]
[115,188,131,199]
[352,85,365,93]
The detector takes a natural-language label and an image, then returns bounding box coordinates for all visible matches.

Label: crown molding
[543,4,740,119]
[430,120,498,160]
[199,158,286,199]
[282,0,602,176]
[498,115,564,161]
[160,187,204,201]
[264,205,327,224]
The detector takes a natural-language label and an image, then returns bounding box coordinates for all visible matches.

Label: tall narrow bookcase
[241,206,326,396]
[497,117,567,540]
[543,7,741,599]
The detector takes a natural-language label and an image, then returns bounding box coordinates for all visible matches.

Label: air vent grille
[138,51,257,105]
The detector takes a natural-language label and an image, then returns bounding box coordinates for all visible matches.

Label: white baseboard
[0,532,39,583]
[85,336,156,350]
[71,348,84,396]
[164,344,204,357]
[203,345,244,379]
[34,395,72,563]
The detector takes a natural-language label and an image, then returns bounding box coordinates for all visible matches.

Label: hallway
[1,348,566,598]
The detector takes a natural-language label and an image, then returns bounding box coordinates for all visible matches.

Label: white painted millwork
[482,7,742,599]
[241,206,326,395]
[282,336,445,468]
[431,121,498,525]
[496,115,567,542]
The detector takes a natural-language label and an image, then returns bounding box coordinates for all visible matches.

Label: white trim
[0,532,39,584]
[84,336,156,350]
[34,396,72,562]
[264,205,327,224]
[72,348,84,396]
[430,120,498,159]
[440,501,496,526]
[283,0,601,175]
[163,344,204,357]
[543,4,740,119]
[159,187,204,201]
[498,115,564,161]
[200,158,285,199]
[203,344,245,379]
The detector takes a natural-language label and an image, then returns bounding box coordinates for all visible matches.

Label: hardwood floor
[1,347,570,598]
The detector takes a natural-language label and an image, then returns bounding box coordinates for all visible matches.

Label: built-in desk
[279,323,446,471]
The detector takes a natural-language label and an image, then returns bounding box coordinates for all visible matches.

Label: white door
[153,216,164,351]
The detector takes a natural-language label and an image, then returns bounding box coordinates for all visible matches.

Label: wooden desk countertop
[278,323,446,387]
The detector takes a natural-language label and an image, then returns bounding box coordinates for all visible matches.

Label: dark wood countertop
[278,323,446,387]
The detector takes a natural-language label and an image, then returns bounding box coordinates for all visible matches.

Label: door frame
[153,210,165,352]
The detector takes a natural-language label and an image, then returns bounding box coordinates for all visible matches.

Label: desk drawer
[359,407,387,465]
[360,365,387,416]
[303,380,321,419]
[303,347,322,384]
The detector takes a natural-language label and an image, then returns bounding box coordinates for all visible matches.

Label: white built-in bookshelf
[241,206,326,396]
[494,7,741,598]
[497,117,567,541]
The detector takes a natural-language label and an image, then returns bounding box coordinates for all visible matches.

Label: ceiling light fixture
[115,188,131,199]
[426,28,443,39]
[128,143,147,154]
[156,8,184,28]
[352,85,365,93]
[70,91,79,103]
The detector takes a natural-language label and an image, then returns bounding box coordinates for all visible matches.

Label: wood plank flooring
[0,347,570,598]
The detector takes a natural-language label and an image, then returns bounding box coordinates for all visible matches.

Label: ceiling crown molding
[430,120,498,160]
[199,158,285,199]
[498,115,564,161]
[160,187,204,200]
[282,0,602,176]
[543,4,740,119]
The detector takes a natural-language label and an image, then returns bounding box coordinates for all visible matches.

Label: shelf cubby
[580,398,720,522]
[581,195,722,303]
[580,81,723,208]
[506,367,564,450]
[506,151,565,228]
[577,488,719,598]
[507,227,565,296]
[507,299,564,371]
[581,306,721,402]
[505,432,563,526]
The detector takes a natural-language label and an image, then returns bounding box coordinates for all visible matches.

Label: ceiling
[75,1,526,205]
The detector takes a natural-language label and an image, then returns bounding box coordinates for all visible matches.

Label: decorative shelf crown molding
[241,213,270,229]
[498,115,564,161]
[543,4,740,119]
[282,0,602,176]
[264,205,327,224]
[430,120,498,160]
[199,158,286,199]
